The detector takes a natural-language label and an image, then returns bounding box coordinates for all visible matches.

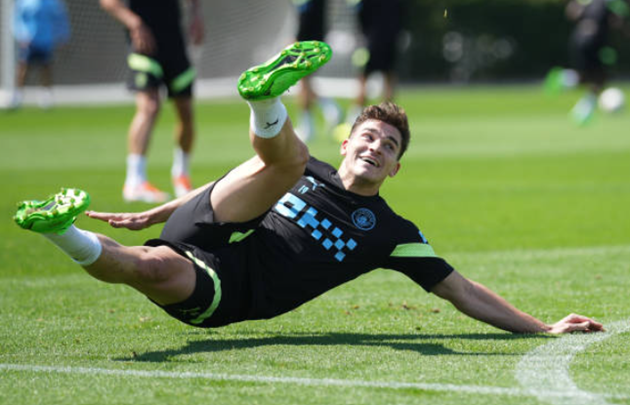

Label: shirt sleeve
[13,1,28,42]
[381,218,454,292]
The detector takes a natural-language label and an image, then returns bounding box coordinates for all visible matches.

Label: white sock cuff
[127,153,145,166]
[73,230,103,266]
[126,154,147,186]
[247,98,288,139]
[172,147,190,178]
[44,226,103,266]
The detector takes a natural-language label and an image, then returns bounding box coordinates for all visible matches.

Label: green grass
[1,84,629,405]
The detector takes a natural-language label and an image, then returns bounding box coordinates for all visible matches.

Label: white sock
[171,147,190,178]
[38,88,54,109]
[562,69,579,88]
[126,154,146,187]
[247,97,288,138]
[10,90,23,107]
[43,225,103,266]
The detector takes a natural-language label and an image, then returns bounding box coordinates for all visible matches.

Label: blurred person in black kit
[292,0,343,143]
[100,0,204,202]
[544,0,629,125]
[345,0,404,125]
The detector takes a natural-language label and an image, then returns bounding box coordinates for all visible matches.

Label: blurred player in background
[345,0,403,125]
[100,0,204,203]
[544,0,630,125]
[11,0,70,109]
[293,0,342,143]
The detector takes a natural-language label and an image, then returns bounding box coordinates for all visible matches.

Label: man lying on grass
[15,41,603,334]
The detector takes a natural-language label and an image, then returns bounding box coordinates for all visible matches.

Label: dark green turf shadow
[118,332,546,363]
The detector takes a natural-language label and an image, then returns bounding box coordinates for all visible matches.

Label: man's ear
[389,162,401,178]
[340,139,349,156]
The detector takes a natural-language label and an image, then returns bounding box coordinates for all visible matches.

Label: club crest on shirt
[351,208,376,231]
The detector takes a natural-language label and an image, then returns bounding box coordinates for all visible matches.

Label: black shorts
[358,0,401,74]
[146,182,266,327]
[365,33,399,74]
[570,32,606,79]
[296,0,326,41]
[18,44,53,65]
[126,38,195,98]
[144,239,225,327]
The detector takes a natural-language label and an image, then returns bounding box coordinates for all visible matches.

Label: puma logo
[264,118,279,129]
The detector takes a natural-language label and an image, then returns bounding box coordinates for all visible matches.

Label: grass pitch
[1,84,629,405]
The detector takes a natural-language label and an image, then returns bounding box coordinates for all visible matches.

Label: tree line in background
[396,0,629,82]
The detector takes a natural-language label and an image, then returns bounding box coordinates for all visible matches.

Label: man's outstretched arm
[431,271,604,334]
[86,181,214,230]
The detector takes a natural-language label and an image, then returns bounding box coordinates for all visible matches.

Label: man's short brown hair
[350,101,410,159]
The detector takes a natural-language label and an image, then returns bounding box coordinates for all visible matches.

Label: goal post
[0,0,15,107]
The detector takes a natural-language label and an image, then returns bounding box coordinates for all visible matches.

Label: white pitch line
[516,320,630,405]
[1,362,629,400]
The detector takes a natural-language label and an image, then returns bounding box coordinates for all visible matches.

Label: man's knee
[132,246,186,285]
[137,93,161,118]
[269,141,309,183]
[124,245,196,305]
[142,102,160,118]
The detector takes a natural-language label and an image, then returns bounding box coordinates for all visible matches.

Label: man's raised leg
[14,188,195,305]
[210,41,332,223]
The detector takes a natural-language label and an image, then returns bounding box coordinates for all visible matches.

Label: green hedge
[397,0,630,81]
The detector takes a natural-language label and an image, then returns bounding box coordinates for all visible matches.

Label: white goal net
[0,0,360,107]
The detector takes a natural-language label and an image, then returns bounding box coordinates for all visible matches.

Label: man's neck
[337,166,381,197]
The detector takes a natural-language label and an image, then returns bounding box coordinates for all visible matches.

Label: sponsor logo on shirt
[274,192,357,262]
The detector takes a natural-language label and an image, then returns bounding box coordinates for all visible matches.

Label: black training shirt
[221,157,454,322]
[127,0,184,51]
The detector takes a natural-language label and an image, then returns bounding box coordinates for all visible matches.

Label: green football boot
[238,41,332,100]
[14,188,90,234]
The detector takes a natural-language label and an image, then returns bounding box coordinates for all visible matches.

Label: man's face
[340,119,402,186]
